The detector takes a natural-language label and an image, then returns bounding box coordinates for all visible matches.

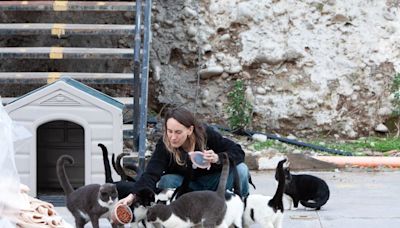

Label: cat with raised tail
[56,155,119,228]
[278,166,330,210]
[146,152,231,228]
[100,143,156,228]
[99,143,141,183]
[243,158,287,228]
[113,152,139,181]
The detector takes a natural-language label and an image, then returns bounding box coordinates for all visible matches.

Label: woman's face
[166,118,193,148]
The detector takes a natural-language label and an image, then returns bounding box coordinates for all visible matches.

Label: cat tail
[98,143,114,183]
[111,153,117,175]
[124,161,143,181]
[56,155,75,196]
[217,152,230,197]
[115,152,131,181]
[248,173,256,189]
[268,158,287,213]
[230,159,242,197]
[300,191,330,209]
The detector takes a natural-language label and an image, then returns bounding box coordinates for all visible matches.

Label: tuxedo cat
[56,155,119,228]
[243,158,287,228]
[277,167,330,210]
[154,188,175,204]
[100,143,156,228]
[126,188,174,228]
[223,191,244,228]
[128,188,157,228]
[221,159,245,228]
[146,153,231,228]
[131,187,176,228]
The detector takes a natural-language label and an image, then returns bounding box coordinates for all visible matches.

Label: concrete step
[0,82,133,98]
[0,47,134,59]
[37,195,65,207]
[0,1,136,12]
[0,23,135,36]
[0,72,133,84]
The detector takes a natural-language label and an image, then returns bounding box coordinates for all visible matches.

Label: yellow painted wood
[47,72,62,84]
[53,1,68,11]
[51,24,66,38]
[49,47,64,59]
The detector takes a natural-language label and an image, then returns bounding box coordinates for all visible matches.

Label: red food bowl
[111,204,133,225]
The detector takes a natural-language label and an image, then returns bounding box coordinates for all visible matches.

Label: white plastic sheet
[0,98,73,228]
[0,99,30,226]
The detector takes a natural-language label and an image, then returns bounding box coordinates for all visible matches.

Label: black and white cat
[100,142,171,207]
[100,143,157,228]
[128,188,157,228]
[56,155,119,228]
[243,158,287,228]
[278,166,330,210]
[223,190,244,228]
[221,160,245,228]
[146,153,231,228]
[154,188,175,204]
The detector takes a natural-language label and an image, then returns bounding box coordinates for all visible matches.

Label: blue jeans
[157,163,249,196]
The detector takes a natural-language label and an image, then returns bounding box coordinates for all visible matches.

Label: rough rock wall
[151,0,400,138]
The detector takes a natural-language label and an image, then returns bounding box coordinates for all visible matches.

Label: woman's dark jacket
[129,125,245,193]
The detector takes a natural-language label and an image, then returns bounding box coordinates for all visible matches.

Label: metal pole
[133,0,142,152]
[138,0,152,170]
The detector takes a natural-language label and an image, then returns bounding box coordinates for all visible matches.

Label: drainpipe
[138,0,152,171]
[210,125,353,156]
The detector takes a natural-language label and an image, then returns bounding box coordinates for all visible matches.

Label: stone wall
[151,0,400,138]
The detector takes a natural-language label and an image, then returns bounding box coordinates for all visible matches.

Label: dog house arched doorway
[36,120,85,197]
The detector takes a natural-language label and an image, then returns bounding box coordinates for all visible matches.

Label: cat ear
[131,193,137,202]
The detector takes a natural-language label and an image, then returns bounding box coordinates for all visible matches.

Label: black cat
[276,167,330,210]
[99,143,141,182]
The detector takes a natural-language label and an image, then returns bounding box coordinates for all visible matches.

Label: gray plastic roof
[7,76,124,110]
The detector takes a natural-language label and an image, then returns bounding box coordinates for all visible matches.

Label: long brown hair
[162,107,206,165]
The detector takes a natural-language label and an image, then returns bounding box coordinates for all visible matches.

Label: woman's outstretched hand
[117,193,134,206]
[203,150,219,164]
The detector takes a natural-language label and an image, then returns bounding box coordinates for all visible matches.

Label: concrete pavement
[251,169,400,228]
[56,169,400,228]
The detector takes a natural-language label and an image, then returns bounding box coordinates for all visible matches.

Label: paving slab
[56,170,400,228]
